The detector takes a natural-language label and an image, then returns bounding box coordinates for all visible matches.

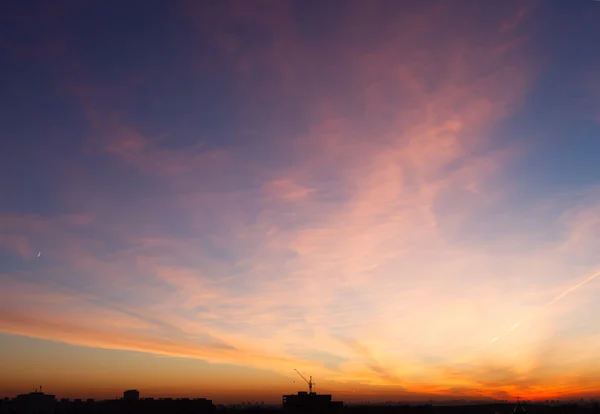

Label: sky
[1,0,600,404]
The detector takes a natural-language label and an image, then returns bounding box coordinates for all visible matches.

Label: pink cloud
[7,2,600,400]
[61,1,541,384]
[0,234,33,258]
[262,178,314,201]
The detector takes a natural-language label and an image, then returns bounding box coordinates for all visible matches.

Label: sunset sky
[2,0,600,404]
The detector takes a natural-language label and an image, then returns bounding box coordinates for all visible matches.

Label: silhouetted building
[117,390,215,414]
[123,390,140,402]
[283,391,343,414]
[130,397,215,414]
[12,391,56,414]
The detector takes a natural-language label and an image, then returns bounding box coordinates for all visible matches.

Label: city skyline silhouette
[2,0,600,407]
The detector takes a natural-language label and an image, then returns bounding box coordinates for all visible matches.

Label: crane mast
[294,369,314,394]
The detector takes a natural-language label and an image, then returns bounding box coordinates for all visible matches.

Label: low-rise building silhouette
[1,389,215,414]
[283,391,343,414]
[11,390,56,414]
[120,391,215,414]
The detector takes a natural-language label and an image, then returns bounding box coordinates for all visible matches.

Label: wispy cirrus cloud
[2,0,600,401]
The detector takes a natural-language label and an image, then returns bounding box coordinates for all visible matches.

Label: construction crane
[294,369,314,394]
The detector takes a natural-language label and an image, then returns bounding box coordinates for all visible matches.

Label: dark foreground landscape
[3,389,600,414]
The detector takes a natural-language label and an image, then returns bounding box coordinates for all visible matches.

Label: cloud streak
[2,0,600,402]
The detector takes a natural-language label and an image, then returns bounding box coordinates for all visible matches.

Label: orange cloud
[4,1,600,402]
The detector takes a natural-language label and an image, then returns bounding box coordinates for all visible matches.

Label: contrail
[545,269,600,308]
[491,268,600,343]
